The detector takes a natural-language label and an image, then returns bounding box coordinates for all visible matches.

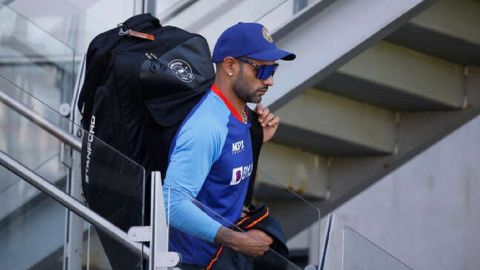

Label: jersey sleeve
[162,121,227,243]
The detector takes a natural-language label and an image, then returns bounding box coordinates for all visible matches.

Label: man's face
[232,58,275,103]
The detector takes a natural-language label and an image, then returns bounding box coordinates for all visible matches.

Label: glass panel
[164,185,310,269]
[0,2,76,109]
[318,222,414,270]
[0,76,68,189]
[80,137,146,270]
[0,166,69,270]
[254,168,323,269]
[343,227,413,270]
[0,76,147,269]
[5,0,136,54]
[0,165,146,270]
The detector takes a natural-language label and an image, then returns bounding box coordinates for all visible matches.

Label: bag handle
[120,13,160,30]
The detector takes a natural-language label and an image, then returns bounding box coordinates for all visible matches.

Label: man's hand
[255,104,280,143]
[214,227,272,257]
[247,229,273,246]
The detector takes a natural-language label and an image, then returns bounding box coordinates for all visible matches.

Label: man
[162,22,296,268]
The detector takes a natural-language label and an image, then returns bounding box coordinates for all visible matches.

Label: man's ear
[222,57,237,76]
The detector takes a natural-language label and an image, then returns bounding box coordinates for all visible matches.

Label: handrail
[0,150,150,260]
[0,90,82,151]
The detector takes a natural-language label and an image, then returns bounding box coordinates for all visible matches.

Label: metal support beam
[63,51,86,270]
[134,0,145,15]
[262,0,436,111]
[150,171,179,269]
[144,0,157,15]
[63,151,83,270]
[293,0,309,14]
[127,171,180,269]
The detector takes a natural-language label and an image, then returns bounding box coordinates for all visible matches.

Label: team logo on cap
[168,59,194,82]
[262,27,273,43]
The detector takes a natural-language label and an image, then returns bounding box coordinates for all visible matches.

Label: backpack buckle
[118,27,129,36]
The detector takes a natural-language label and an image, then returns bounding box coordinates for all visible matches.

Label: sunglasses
[238,58,279,80]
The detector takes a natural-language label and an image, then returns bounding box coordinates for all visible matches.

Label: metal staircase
[257,0,480,239]
[1,0,480,268]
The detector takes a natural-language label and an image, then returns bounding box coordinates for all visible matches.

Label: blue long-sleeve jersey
[163,84,253,266]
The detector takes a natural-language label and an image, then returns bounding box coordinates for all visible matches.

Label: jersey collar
[211,84,246,123]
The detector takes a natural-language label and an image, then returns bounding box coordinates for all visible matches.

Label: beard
[233,72,267,103]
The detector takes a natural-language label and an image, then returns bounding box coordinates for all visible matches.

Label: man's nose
[263,76,274,86]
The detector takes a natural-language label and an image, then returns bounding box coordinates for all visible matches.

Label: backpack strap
[244,108,263,206]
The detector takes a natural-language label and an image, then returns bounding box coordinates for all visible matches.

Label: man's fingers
[258,107,270,124]
[261,107,270,117]
[267,116,280,127]
[255,103,265,115]
[262,113,274,125]
[247,229,274,246]
[236,230,271,257]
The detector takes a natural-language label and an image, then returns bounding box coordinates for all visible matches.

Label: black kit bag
[78,14,264,270]
[78,13,216,269]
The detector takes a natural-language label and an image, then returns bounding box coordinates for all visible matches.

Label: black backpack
[77,14,216,269]
[77,15,263,268]
[78,11,218,214]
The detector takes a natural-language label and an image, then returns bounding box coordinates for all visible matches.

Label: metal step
[256,142,329,200]
[262,0,436,110]
[273,88,396,156]
[268,67,480,239]
[386,0,480,66]
[318,41,466,110]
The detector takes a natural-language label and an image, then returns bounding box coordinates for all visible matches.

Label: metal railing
[0,90,82,151]
[0,150,149,259]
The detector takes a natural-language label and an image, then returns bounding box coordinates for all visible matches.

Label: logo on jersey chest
[230,163,253,185]
[232,140,245,154]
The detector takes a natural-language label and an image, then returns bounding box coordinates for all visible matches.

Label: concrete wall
[289,114,480,270]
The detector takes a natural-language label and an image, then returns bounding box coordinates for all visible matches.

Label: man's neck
[214,78,246,116]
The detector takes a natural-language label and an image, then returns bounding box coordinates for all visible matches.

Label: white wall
[290,114,480,270]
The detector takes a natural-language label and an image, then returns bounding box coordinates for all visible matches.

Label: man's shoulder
[184,92,230,129]
[177,99,229,141]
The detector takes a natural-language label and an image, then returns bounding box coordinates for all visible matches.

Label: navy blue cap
[212,22,296,63]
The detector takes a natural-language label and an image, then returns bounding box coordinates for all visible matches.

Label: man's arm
[163,121,226,242]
